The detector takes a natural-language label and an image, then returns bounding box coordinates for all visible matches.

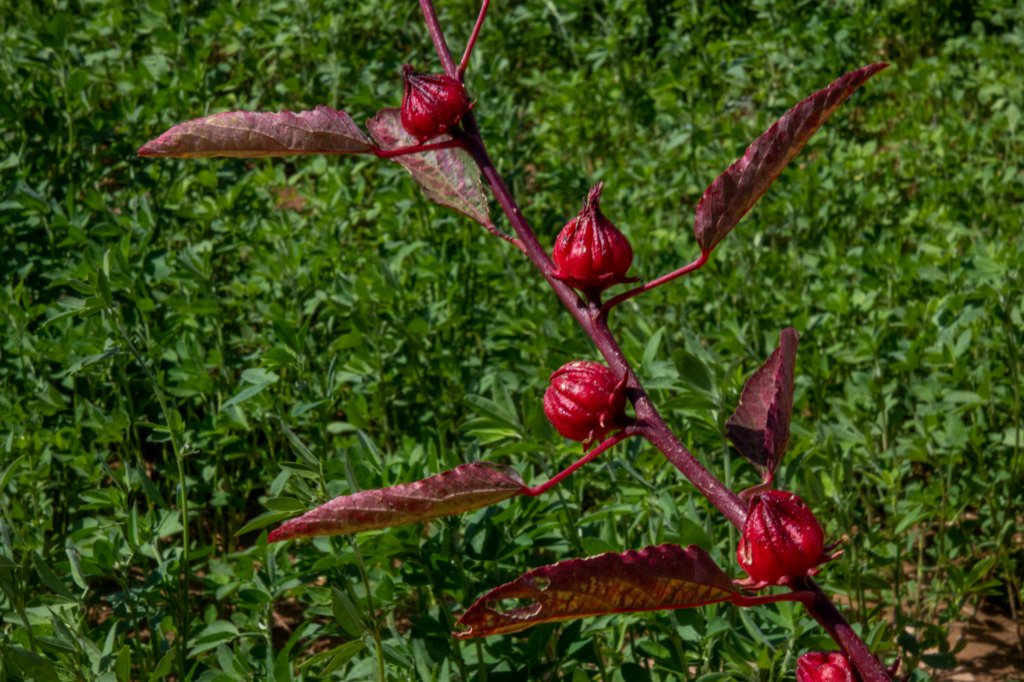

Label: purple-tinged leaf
[267,462,525,542]
[367,108,491,227]
[138,105,374,158]
[455,544,737,638]
[694,63,888,252]
[726,328,799,476]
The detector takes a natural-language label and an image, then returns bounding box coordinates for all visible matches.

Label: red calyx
[543,360,627,447]
[400,65,473,141]
[736,490,826,587]
[796,651,855,682]
[551,183,634,297]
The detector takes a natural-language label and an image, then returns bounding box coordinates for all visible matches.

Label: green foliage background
[1,0,1022,679]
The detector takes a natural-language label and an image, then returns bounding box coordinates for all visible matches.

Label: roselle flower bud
[400,65,472,141]
[552,183,634,296]
[737,490,825,586]
[796,651,854,682]
[544,360,627,446]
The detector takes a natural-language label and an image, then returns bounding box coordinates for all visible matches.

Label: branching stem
[419,3,891,680]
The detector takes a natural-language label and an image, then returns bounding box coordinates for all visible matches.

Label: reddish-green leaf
[694,63,888,252]
[138,105,374,158]
[367,108,491,226]
[267,462,526,542]
[455,544,737,638]
[726,328,799,476]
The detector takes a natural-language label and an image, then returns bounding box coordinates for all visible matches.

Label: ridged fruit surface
[400,65,472,141]
[543,360,626,445]
[737,490,825,585]
[796,651,854,682]
[552,183,633,295]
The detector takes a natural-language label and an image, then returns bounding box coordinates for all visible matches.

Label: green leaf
[188,620,240,657]
[33,552,75,600]
[299,640,365,675]
[147,649,176,682]
[331,587,368,638]
[234,510,296,537]
[6,646,60,682]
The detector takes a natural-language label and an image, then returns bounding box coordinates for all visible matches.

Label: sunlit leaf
[367,108,491,226]
[455,544,737,638]
[138,105,374,158]
[694,63,888,252]
[267,462,526,542]
[726,328,799,476]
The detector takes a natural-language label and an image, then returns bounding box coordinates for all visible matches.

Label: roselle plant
[140,2,893,678]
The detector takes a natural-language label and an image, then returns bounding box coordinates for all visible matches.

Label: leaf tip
[137,141,159,157]
[267,523,296,543]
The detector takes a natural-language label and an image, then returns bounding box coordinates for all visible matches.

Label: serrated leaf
[455,544,737,638]
[138,105,374,158]
[267,462,526,542]
[694,63,888,252]
[367,108,491,226]
[725,328,798,475]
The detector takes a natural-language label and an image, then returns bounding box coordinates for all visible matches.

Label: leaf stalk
[523,431,632,497]
[601,250,710,315]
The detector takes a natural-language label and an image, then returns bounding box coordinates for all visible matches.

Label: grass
[1,0,1022,679]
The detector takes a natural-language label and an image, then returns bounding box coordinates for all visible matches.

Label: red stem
[458,120,892,680]
[522,431,631,497]
[601,250,709,314]
[794,578,892,682]
[458,0,490,79]
[419,0,457,77]
[456,117,748,528]
[372,138,463,158]
[732,591,816,608]
[417,5,892,680]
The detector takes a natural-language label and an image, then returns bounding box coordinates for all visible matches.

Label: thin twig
[373,138,463,158]
[601,250,709,314]
[482,221,524,250]
[458,0,490,79]
[523,431,631,496]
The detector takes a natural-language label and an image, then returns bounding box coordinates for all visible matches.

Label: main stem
[456,119,746,528]
[418,2,890,680]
